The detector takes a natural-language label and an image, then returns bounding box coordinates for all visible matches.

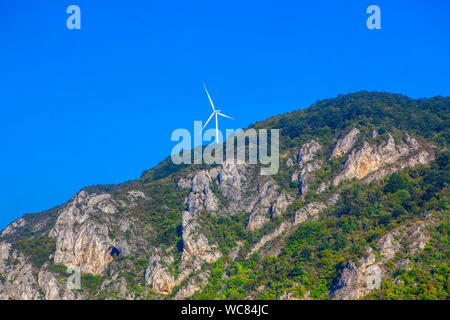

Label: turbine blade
[203,82,216,111]
[218,112,233,120]
[202,112,215,130]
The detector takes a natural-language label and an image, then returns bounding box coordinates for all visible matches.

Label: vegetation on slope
[190,150,450,300]
[1,91,449,300]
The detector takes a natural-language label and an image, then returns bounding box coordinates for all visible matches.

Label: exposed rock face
[294,140,323,198]
[48,189,143,274]
[180,209,221,275]
[297,140,322,164]
[145,160,297,295]
[286,158,294,167]
[0,244,73,300]
[316,181,329,194]
[218,163,246,201]
[0,109,442,301]
[331,128,360,158]
[190,169,220,213]
[0,243,11,264]
[127,190,146,201]
[363,150,431,183]
[49,191,115,274]
[0,189,148,299]
[377,222,429,258]
[331,222,430,300]
[1,218,26,238]
[372,130,378,139]
[180,169,222,274]
[37,269,61,300]
[216,162,293,231]
[252,181,277,224]
[0,256,41,300]
[270,193,293,218]
[331,247,380,300]
[174,270,210,299]
[145,168,223,295]
[248,221,290,256]
[218,162,253,214]
[144,253,175,294]
[248,199,331,256]
[333,134,431,186]
[293,202,327,225]
[0,247,60,300]
[247,181,290,231]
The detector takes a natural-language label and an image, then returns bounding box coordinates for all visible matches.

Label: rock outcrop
[144,252,175,294]
[331,128,360,158]
[0,243,74,300]
[145,168,223,295]
[333,133,431,186]
[248,198,333,256]
[0,91,445,301]
[293,140,323,198]
[0,218,26,238]
[49,191,117,274]
[0,255,41,300]
[247,181,292,231]
[331,222,430,300]
[48,189,143,275]
[174,270,210,299]
[37,269,62,300]
[180,208,221,276]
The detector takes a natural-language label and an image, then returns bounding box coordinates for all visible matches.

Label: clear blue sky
[1,0,449,230]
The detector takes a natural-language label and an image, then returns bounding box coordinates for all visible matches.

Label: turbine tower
[202,83,233,144]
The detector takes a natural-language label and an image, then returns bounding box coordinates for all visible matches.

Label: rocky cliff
[0,92,448,300]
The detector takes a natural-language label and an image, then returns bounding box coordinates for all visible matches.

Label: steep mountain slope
[0,92,449,300]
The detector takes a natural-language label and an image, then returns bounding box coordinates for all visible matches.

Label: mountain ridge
[0,91,448,300]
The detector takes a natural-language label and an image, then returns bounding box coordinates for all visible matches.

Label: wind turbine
[202,83,233,144]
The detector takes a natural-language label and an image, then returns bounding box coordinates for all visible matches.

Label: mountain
[0,91,448,300]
